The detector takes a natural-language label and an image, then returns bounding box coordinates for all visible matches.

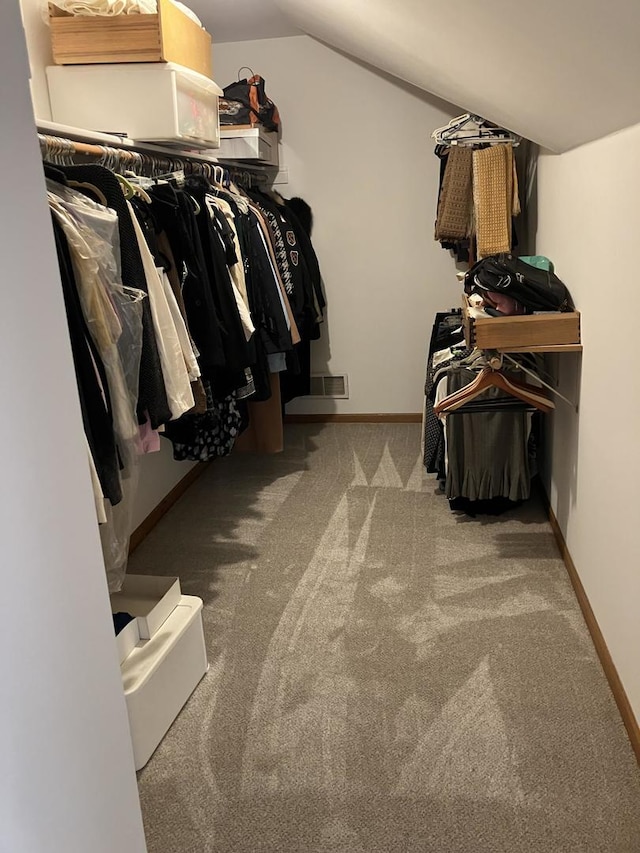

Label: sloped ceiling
[267,0,640,152]
[187,0,300,43]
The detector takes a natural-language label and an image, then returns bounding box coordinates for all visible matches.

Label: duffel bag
[464,254,574,313]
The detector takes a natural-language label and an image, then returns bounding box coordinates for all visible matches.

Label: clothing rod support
[502,352,578,411]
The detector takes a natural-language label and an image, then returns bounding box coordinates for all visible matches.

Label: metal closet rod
[39,135,116,159]
[38,132,218,171]
[36,120,232,160]
[37,132,271,186]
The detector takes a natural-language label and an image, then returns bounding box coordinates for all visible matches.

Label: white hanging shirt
[128,203,194,420]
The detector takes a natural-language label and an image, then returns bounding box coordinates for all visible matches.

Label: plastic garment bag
[99,284,144,592]
[48,182,145,590]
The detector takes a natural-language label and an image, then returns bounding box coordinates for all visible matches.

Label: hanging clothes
[248,189,321,403]
[433,139,522,261]
[55,164,173,429]
[44,150,327,589]
[436,366,532,503]
[51,215,123,508]
[129,204,195,420]
[422,309,539,515]
[283,197,326,326]
[48,186,141,452]
[129,194,207,414]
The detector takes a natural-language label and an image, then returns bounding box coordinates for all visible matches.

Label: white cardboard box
[218,126,279,166]
[121,594,208,770]
[110,574,181,640]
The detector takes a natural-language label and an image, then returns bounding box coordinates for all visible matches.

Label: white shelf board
[37,119,135,146]
[37,119,223,163]
[219,127,274,139]
[37,120,281,177]
[217,125,279,167]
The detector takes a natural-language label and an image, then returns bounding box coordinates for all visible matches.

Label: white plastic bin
[121,594,208,770]
[46,62,222,148]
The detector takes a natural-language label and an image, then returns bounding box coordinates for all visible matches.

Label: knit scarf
[434,146,473,242]
[473,143,520,258]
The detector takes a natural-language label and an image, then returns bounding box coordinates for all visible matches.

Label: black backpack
[464,254,574,313]
[219,73,280,132]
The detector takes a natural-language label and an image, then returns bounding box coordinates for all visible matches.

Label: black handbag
[464,254,574,313]
[219,70,280,132]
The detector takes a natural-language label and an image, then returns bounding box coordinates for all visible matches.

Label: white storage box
[46,62,222,148]
[110,574,181,640]
[122,595,207,770]
[218,126,279,166]
[115,616,141,665]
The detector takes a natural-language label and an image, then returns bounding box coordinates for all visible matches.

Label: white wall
[2,6,147,852]
[536,124,640,722]
[20,0,53,119]
[132,446,196,531]
[216,35,460,415]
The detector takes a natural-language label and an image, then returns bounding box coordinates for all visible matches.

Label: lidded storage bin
[46,62,223,148]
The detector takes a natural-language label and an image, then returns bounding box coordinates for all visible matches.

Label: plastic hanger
[116,173,137,200]
[67,179,109,207]
[186,193,201,216]
[122,171,154,203]
[212,165,228,187]
[432,113,520,147]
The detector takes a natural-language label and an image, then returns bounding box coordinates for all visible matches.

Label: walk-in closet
[5,2,640,852]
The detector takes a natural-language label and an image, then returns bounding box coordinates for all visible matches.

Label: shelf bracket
[502,353,579,411]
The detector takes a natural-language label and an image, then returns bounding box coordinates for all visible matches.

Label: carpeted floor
[132,424,640,853]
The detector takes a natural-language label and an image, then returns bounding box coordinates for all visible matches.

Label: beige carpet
[132,424,640,853]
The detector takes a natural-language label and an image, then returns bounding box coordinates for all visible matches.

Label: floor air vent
[309,373,349,399]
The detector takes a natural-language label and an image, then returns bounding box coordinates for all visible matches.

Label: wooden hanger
[434,367,554,415]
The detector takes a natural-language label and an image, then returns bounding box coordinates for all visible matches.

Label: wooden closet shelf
[496,343,583,354]
[462,295,581,352]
